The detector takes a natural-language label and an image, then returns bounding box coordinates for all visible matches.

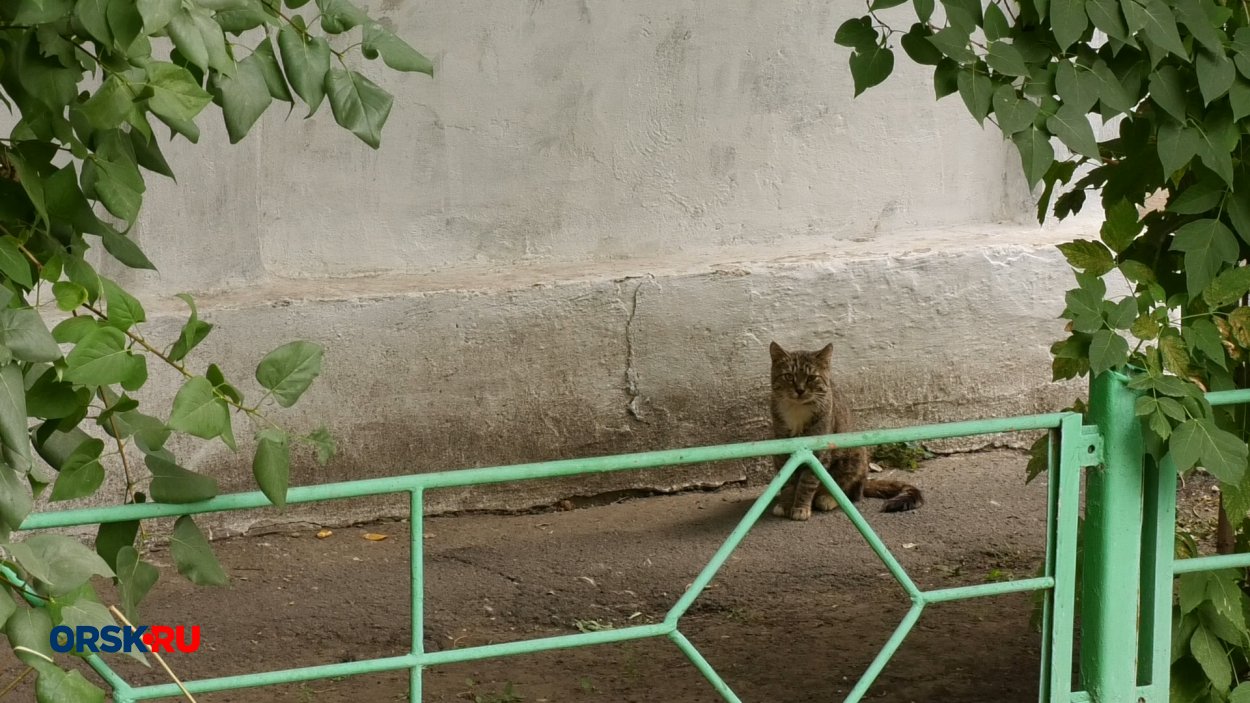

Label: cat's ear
[769,341,787,362]
[816,343,833,364]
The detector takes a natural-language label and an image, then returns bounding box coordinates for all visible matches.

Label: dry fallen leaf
[316,529,333,539]
[364,533,388,541]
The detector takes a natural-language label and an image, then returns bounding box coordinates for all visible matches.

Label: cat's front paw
[787,506,812,521]
[771,502,789,517]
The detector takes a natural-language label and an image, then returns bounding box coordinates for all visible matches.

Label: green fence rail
[13,373,1250,702]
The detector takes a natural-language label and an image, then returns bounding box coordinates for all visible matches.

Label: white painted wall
[60,0,1102,529]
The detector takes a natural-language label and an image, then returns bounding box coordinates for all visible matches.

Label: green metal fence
[13,372,1250,702]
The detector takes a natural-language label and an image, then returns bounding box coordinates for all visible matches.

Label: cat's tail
[863,479,923,512]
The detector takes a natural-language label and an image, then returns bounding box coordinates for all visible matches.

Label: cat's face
[769,342,833,404]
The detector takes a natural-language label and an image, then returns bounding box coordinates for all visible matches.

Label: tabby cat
[768,341,924,521]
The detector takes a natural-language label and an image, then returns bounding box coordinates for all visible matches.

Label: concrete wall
[53,0,1101,532]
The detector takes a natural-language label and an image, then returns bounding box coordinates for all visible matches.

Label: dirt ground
[0,449,1224,702]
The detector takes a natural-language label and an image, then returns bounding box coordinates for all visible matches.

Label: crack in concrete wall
[622,274,658,422]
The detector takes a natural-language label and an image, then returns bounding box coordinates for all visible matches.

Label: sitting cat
[768,341,924,520]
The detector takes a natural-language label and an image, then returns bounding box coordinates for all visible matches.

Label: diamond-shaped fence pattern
[16,412,1087,702]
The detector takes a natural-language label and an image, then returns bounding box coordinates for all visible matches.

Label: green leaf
[256,341,324,407]
[1160,331,1192,376]
[1058,240,1114,275]
[75,0,113,45]
[306,426,335,465]
[834,17,878,51]
[0,238,33,290]
[147,454,218,503]
[1171,219,1239,296]
[848,46,895,98]
[205,364,243,405]
[361,23,434,75]
[1179,571,1207,613]
[0,309,61,363]
[145,62,213,124]
[213,52,272,143]
[169,7,234,75]
[167,9,209,72]
[1197,109,1238,186]
[1047,104,1100,159]
[0,364,32,476]
[64,327,146,389]
[927,28,977,64]
[1157,119,1201,176]
[1132,314,1161,339]
[1231,78,1250,122]
[52,282,87,312]
[278,24,332,114]
[1089,59,1136,114]
[1205,267,1250,307]
[901,24,943,66]
[1149,66,1188,122]
[986,42,1029,77]
[253,429,290,508]
[1123,0,1187,58]
[48,438,105,502]
[1090,330,1129,373]
[992,86,1039,135]
[86,139,145,224]
[1183,319,1225,367]
[1190,624,1232,691]
[168,293,212,362]
[1170,179,1226,215]
[957,69,993,124]
[983,2,1010,40]
[1101,199,1142,252]
[1065,280,1107,333]
[934,58,960,98]
[1170,418,1248,483]
[1106,297,1137,330]
[1175,0,1225,52]
[1197,49,1236,105]
[5,608,53,667]
[101,279,146,331]
[1051,0,1090,50]
[251,37,294,102]
[0,463,33,532]
[52,318,97,345]
[20,533,114,595]
[138,0,180,32]
[80,75,135,132]
[1204,569,1246,631]
[168,376,230,440]
[170,515,228,585]
[115,546,158,625]
[95,520,139,573]
[1086,0,1132,43]
[1232,683,1250,703]
[1056,60,1099,112]
[26,370,90,420]
[101,227,156,272]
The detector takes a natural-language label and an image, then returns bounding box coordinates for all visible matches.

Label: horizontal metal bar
[421,622,673,666]
[1204,389,1250,407]
[1172,552,1250,574]
[1068,685,1154,703]
[921,576,1055,604]
[125,654,419,699]
[21,412,1072,530]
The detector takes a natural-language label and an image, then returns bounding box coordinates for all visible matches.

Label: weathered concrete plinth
[45,219,1095,536]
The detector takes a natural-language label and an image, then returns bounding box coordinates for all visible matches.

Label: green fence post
[1082,371,1146,702]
